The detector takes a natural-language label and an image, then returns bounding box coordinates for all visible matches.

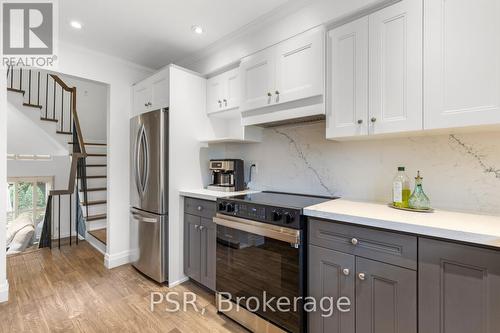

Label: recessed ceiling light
[191,25,204,35]
[70,21,82,29]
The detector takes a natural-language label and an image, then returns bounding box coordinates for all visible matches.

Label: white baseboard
[104,249,134,269]
[0,280,9,303]
[168,276,189,288]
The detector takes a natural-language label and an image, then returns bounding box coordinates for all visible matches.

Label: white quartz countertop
[179,189,260,201]
[304,199,500,248]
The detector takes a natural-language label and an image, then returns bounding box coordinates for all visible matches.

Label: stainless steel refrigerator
[130,108,168,283]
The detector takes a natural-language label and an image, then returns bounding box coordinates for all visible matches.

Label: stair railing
[6,66,89,249]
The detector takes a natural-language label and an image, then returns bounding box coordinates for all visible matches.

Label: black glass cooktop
[227,191,336,210]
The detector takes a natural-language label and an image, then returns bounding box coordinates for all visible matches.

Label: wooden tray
[388,203,434,213]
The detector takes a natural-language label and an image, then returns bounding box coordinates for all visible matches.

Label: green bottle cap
[398,166,405,171]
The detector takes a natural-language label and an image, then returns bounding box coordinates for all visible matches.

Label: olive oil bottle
[392,167,411,208]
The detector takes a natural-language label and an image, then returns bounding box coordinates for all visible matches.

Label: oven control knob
[283,212,294,224]
[218,202,227,211]
[226,203,235,213]
[272,211,282,221]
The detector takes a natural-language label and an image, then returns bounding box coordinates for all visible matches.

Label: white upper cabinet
[239,27,325,125]
[239,49,275,111]
[207,68,240,115]
[132,68,169,116]
[327,17,369,139]
[369,0,423,135]
[424,0,500,129]
[275,29,324,105]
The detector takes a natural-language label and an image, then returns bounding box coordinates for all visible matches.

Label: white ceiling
[60,0,291,70]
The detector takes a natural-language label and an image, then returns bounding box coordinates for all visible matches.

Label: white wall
[220,122,500,216]
[58,74,108,142]
[179,0,397,75]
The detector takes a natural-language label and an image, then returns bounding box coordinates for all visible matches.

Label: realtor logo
[3,2,53,54]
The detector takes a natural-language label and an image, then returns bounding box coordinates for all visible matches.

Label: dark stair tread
[86,164,107,167]
[87,153,107,157]
[40,117,58,122]
[68,142,107,146]
[88,228,107,245]
[86,214,107,222]
[81,187,107,192]
[56,131,73,135]
[7,88,25,94]
[81,200,107,206]
[79,175,107,179]
[23,103,43,109]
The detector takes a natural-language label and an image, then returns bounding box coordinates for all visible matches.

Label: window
[7,177,53,243]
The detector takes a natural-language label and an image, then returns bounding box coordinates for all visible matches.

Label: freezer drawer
[131,208,168,283]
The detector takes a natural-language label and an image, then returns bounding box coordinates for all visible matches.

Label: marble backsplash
[209,121,500,216]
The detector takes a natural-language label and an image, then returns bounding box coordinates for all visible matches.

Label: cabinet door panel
[151,74,169,109]
[133,84,152,116]
[225,68,240,110]
[356,257,417,333]
[200,217,216,290]
[419,238,500,333]
[207,75,224,114]
[369,0,423,135]
[239,49,275,111]
[424,0,500,129]
[275,29,324,105]
[327,17,369,139]
[184,214,201,282]
[308,245,355,333]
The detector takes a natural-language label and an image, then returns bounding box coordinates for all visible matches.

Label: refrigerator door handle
[135,124,150,196]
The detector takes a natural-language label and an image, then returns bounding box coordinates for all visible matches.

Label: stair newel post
[10,66,13,89]
[75,178,79,245]
[19,68,22,91]
[60,86,64,132]
[69,193,72,246]
[45,74,48,119]
[58,195,61,249]
[52,78,56,120]
[28,69,31,104]
[37,71,40,106]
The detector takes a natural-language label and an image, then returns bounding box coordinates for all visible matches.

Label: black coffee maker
[207,159,244,192]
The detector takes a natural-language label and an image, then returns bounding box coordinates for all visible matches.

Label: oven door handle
[213,213,300,246]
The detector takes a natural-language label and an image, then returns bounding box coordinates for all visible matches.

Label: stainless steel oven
[214,213,304,333]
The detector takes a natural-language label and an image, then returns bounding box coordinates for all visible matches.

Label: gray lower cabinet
[183,197,216,290]
[308,219,417,333]
[419,238,500,333]
[356,257,416,333]
[308,245,355,333]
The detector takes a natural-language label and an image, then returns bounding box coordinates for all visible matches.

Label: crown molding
[175,0,312,70]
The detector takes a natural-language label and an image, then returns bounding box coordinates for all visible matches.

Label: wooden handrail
[49,75,87,195]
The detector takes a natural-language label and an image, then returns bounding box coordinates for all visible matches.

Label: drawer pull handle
[197,206,203,211]
[358,273,366,281]
[351,238,359,245]
[194,224,199,230]
[342,268,350,276]
[199,226,205,231]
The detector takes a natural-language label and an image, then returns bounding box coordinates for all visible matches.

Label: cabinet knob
[358,273,366,281]
[267,92,272,97]
[197,205,203,211]
[342,268,350,276]
[351,238,359,245]
[357,119,363,124]
[371,117,377,123]
[199,226,205,231]
[194,224,199,230]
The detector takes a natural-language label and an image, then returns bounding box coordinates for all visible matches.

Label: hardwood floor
[0,242,247,333]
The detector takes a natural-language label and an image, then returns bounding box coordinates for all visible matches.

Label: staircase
[6,66,108,250]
